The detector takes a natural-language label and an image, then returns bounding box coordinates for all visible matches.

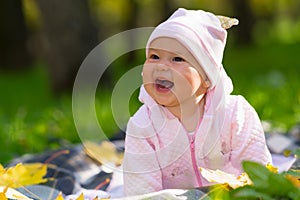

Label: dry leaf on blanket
[0,186,33,200]
[75,193,84,200]
[200,168,252,189]
[55,192,89,200]
[285,173,300,188]
[84,141,124,166]
[55,192,64,200]
[266,163,279,173]
[0,163,47,188]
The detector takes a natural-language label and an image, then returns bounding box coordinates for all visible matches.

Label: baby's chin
[144,84,180,107]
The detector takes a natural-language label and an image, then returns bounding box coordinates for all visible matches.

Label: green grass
[224,42,300,130]
[0,65,79,164]
[0,42,299,165]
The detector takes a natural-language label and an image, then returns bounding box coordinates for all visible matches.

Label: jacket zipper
[190,135,202,187]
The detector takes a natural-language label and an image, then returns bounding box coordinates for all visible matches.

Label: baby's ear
[203,79,211,89]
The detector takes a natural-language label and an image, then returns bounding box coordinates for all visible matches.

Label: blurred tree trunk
[124,0,177,65]
[0,0,33,69]
[35,0,98,95]
[161,0,177,22]
[123,0,139,65]
[230,0,256,45]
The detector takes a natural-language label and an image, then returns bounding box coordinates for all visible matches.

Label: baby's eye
[173,57,185,62]
[149,54,159,60]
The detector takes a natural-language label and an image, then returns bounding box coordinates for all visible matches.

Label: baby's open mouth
[155,79,174,90]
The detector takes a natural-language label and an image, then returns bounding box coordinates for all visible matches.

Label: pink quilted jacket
[123,86,272,196]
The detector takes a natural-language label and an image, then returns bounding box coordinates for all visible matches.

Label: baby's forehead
[148,37,198,63]
[148,37,190,55]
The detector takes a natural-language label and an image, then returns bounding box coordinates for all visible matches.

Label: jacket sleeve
[229,95,272,172]
[123,110,163,196]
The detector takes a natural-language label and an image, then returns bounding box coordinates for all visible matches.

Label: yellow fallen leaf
[0,186,32,200]
[266,163,278,174]
[236,172,252,186]
[0,192,7,200]
[0,163,47,188]
[200,168,252,189]
[0,186,7,200]
[76,193,84,200]
[286,175,300,188]
[283,149,292,157]
[84,141,124,166]
[285,173,300,188]
[55,192,64,200]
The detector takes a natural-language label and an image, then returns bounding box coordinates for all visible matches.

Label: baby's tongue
[155,79,174,89]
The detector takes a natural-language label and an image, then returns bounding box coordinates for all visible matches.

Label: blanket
[7,133,299,200]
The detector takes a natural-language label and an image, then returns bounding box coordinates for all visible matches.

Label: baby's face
[143,37,209,108]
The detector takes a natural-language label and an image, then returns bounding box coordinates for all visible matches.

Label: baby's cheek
[188,73,202,92]
[143,84,151,96]
[188,67,202,83]
[176,72,201,93]
[142,67,153,85]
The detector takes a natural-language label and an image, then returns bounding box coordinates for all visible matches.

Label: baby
[123,8,272,196]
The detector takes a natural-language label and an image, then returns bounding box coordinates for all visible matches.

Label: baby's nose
[155,63,169,71]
